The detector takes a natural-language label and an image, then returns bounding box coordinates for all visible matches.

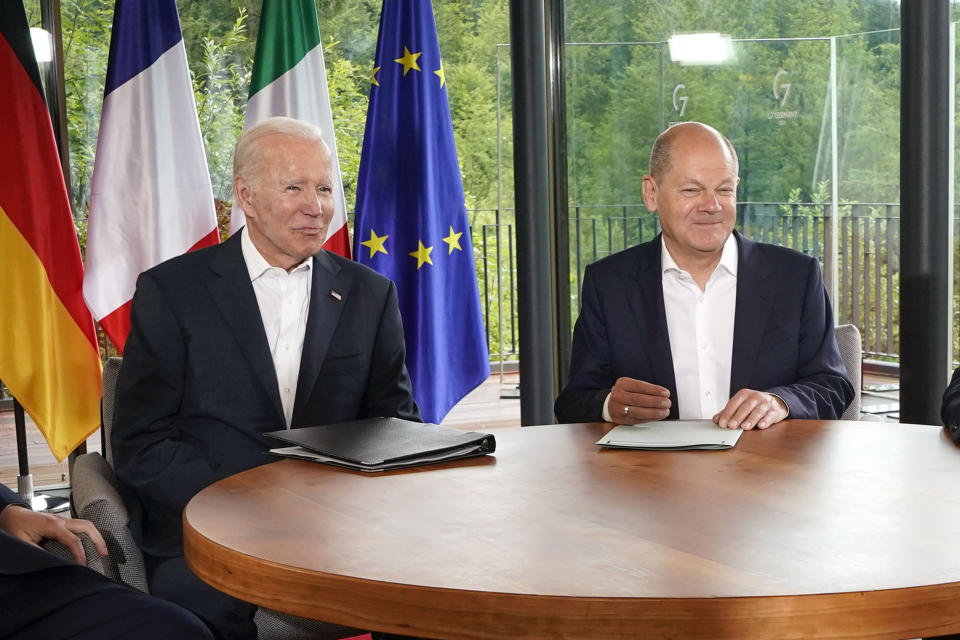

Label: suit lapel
[207,233,284,422]
[729,231,772,395]
[292,251,350,425]
[629,237,678,412]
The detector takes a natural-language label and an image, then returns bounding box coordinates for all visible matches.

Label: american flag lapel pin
[331,291,342,301]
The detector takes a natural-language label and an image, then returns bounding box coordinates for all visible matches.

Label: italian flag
[0,1,102,460]
[231,0,351,257]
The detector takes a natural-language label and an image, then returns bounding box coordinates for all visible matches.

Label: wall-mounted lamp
[30,27,52,63]
[668,32,734,66]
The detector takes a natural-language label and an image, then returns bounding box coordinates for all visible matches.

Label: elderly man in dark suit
[112,116,420,639]
[0,483,211,639]
[556,122,852,428]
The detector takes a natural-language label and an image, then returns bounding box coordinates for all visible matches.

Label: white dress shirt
[660,234,737,419]
[601,234,738,421]
[241,227,312,427]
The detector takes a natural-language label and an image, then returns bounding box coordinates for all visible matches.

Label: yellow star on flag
[370,66,381,87]
[360,229,389,258]
[409,240,434,269]
[442,226,462,254]
[394,46,422,76]
[434,63,445,88]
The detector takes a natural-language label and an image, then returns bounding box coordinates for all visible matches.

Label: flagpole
[14,399,69,511]
[40,0,71,192]
[14,399,30,494]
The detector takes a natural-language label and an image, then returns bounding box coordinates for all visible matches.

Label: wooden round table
[184,420,960,639]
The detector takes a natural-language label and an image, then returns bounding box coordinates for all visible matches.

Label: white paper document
[595,420,743,450]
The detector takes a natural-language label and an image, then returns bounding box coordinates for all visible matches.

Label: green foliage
[60,0,112,218]
[563,0,902,208]
[324,52,370,211]
[779,180,831,217]
[54,0,926,363]
[191,8,251,201]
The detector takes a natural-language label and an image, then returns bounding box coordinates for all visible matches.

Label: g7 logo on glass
[773,69,791,107]
[768,69,799,125]
[672,84,688,117]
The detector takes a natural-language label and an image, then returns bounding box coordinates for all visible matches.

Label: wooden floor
[0,371,522,491]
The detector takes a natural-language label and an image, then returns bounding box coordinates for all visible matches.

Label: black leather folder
[264,417,496,472]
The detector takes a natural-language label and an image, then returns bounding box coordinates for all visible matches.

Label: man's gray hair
[233,116,330,187]
[648,122,738,181]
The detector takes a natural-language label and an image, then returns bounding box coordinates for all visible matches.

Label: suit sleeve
[111,273,228,521]
[941,367,960,428]
[362,281,421,421]
[763,258,854,419]
[554,264,615,423]
[0,483,28,511]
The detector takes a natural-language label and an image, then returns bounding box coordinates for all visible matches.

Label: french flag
[83,0,218,353]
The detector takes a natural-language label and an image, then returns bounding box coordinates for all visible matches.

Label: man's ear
[641,174,658,213]
[234,176,255,218]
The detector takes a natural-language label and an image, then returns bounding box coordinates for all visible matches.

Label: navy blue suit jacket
[555,232,853,422]
[112,233,420,558]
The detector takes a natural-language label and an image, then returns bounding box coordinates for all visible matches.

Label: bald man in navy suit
[556,123,852,427]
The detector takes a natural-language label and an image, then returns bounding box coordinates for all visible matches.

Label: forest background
[28,0,918,361]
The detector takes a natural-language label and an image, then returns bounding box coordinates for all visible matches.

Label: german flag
[0,2,101,461]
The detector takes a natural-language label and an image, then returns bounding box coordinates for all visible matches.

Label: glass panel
[561,2,901,366]
[486,46,517,368]
[835,29,900,360]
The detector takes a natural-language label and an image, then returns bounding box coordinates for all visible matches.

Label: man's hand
[609,377,671,424]
[713,389,788,430]
[0,503,108,565]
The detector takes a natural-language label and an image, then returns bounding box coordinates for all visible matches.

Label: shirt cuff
[602,392,613,423]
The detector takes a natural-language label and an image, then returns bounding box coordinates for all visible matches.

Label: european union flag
[354,0,490,424]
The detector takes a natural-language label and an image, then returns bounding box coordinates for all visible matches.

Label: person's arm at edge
[0,484,107,564]
[941,367,960,428]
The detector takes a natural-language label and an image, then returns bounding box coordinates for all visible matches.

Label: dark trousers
[0,564,212,639]
[146,553,257,640]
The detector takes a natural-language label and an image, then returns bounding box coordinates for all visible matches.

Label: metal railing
[0,201,917,399]
[471,201,907,364]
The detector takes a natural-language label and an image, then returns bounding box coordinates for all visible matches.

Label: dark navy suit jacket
[555,231,853,422]
[112,232,420,558]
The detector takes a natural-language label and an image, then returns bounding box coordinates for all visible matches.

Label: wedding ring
[623,405,630,416]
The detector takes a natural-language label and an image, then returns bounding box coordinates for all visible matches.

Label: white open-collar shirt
[660,233,738,419]
[241,226,312,428]
[602,233,738,421]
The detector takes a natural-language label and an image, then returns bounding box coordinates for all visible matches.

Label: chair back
[101,356,123,465]
[89,355,375,637]
[70,451,149,592]
[834,324,862,420]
